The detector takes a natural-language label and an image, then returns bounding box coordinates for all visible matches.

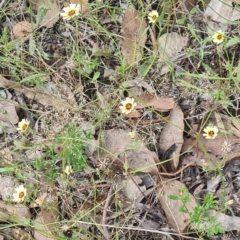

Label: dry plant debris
[1,0,240,239]
[120,7,147,65]
[157,32,188,75]
[158,180,197,233]
[159,106,184,170]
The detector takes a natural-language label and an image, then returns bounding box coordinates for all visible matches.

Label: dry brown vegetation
[1,0,240,239]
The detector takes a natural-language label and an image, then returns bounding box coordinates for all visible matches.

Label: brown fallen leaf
[181,112,240,167]
[229,117,240,138]
[136,94,175,111]
[121,79,156,96]
[33,178,59,239]
[33,0,60,28]
[123,175,146,202]
[205,0,240,33]
[33,214,56,240]
[157,32,188,75]
[122,109,142,118]
[12,21,34,39]
[101,129,136,156]
[120,149,158,173]
[35,178,60,235]
[100,129,158,173]
[0,200,31,224]
[120,7,147,65]
[181,136,240,168]
[197,209,240,232]
[159,106,184,170]
[0,120,18,134]
[157,180,197,233]
[0,75,74,111]
[0,100,19,124]
[181,139,223,168]
[0,148,13,165]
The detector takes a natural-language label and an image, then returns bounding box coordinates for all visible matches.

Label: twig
[101,185,113,240]
[159,163,195,176]
[75,220,197,239]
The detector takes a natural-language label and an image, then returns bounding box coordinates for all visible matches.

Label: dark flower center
[125,103,132,110]
[152,15,157,20]
[22,124,28,131]
[208,130,215,136]
[19,192,25,198]
[68,10,76,17]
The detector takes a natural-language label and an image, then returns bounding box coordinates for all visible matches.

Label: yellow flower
[148,10,159,24]
[226,199,234,205]
[60,4,81,20]
[212,30,224,44]
[17,119,30,133]
[120,97,137,114]
[13,185,27,203]
[202,125,218,139]
[128,131,136,139]
[65,165,73,175]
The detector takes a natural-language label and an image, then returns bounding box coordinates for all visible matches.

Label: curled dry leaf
[157,32,188,75]
[12,21,33,39]
[157,180,197,233]
[120,7,147,65]
[159,106,184,170]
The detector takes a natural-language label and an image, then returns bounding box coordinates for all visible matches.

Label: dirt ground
[1,0,240,239]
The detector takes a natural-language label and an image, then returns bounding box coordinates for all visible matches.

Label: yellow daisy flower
[202,125,219,139]
[120,97,137,114]
[60,4,81,20]
[148,10,159,24]
[17,119,30,133]
[65,165,73,175]
[212,30,224,44]
[13,185,27,203]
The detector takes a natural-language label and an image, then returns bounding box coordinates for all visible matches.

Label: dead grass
[0,0,240,239]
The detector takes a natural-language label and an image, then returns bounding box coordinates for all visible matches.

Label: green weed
[168,187,224,237]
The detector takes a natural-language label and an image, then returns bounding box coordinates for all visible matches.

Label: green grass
[0,0,240,238]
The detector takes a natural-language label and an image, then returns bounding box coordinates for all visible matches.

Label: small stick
[159,163,195,176]
[101,185,113,240]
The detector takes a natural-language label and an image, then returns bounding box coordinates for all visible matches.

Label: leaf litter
[1,0,240,239]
